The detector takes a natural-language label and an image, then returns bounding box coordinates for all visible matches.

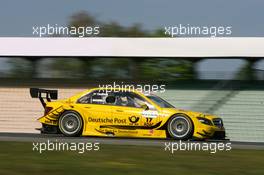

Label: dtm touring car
[30,88,226,140]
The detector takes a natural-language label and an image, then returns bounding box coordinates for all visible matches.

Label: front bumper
[212,131,226,139]
[194,125,226,140]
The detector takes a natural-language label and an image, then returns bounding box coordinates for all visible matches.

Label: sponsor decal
[142,130,154,136]
[129,116,140,125]
[88,117,126,124]
[91,99,104,102]
[100,121,162,130]
[142,110,158,118]
[118,130,138,134]
[95,128,117,136]
[95,128,138,135]
[144,118,153,126]
[149,129,154,134]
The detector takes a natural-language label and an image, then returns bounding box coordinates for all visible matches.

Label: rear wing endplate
[30,88,58,107]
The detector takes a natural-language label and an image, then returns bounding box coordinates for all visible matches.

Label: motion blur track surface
[0,132,263,150]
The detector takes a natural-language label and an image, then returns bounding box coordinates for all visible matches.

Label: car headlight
[197,117,212,125]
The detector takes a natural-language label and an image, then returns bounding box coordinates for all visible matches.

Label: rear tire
[167,114,193,140]
[59,111,83,137]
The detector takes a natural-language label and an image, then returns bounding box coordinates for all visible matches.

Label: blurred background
[1,56,264,80]
[1,55,264,143]
[1,0,264,37]
[0,9,264,143]
[0,1,264,174]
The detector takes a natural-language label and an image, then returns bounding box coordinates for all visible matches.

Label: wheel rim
[169,116,190,138]
[175,123,184,132]
[60,113,81,135]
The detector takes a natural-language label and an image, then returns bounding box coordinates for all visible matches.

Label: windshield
[146,95,175,108]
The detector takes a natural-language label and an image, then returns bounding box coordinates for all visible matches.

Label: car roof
[90,87,143,91]
[77,87,141,96]
[89,87,156,95]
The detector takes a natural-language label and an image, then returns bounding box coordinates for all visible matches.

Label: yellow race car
[30,87,225,140]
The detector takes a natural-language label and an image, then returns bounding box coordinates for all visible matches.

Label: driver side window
[113,92,149,108]
[77,90,109,104]
[78,90,152,108]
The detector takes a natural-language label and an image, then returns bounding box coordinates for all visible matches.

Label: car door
[111,91,161,131]
[111,93,143,128]
[76,90,113,126]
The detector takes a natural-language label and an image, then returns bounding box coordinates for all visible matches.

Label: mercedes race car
[30,87,225,140]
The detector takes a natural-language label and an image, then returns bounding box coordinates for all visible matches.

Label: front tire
[59,111,83,137]
[167,114,193,140]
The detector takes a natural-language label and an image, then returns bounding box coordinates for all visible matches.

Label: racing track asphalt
[0,132,264,150]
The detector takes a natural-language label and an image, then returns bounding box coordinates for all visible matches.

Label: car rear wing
[30,88,58,107]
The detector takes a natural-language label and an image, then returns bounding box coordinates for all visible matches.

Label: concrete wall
[0,87,85,133]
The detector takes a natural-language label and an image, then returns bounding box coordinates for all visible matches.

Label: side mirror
[141,104,149,110]
[105,96,116,104]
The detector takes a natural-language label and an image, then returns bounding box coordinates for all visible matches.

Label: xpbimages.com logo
[98,82,166,94]
[32,24,100,37]
[164,24,232,37]
[32,140,100,154]
[164,141,232,154]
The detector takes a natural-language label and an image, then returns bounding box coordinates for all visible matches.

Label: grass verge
[0,141,263,175]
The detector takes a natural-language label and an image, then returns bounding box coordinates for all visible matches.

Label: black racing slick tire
[59,111,83,137]
[167,114,193,140]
